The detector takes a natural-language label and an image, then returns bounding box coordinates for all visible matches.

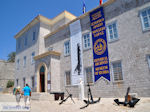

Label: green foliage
[6,80,14,88]
[7,52,16,62]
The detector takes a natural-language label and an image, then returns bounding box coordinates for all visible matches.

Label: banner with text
[89,7,110,82]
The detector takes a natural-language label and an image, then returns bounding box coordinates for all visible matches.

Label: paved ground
[0,93,150,112]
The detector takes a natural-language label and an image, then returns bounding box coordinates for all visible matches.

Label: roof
[14,11,77,39]
[44,0,116,39]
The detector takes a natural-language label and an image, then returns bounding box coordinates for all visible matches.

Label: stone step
[0,93,16,102]
[31,92,54,101]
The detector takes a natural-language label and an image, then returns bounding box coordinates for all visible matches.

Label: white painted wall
[50,57,61,92]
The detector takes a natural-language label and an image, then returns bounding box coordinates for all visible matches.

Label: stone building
[0,60,14,91]
[14,0,150,97]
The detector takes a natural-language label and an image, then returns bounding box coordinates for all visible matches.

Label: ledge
[34,51,61,60]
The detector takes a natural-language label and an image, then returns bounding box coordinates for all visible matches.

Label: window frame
[16,79,19,86]
[31,52,35,64]
[147,55,150,69]
[17,39,21,49]
[23,56,26,67]
[139,7,150,31]
[31,76,35,88]
[64,40,70,56]
[107,21,119,42]
[82,32,91,50]
[65,71,71,86]
[17,59,20,70]
[84,66,94,84]
[23,77,26,87]
[33,31,36,41]
[111,60,124,82]
[24,36,28,46]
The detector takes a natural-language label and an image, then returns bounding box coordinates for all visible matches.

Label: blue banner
[89,7,110,82]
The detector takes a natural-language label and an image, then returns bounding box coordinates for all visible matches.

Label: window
[83,33,91,49]
[140,7,150,31]
[31,76,35,88]
[147,55,150,69]
[17,59,20,70]
[24,37,27,46]
[107,22,118,42]
[31,52,35,64]
[16,79,18,86]
[112,61,123,82]
[64,41,70,56]
[65,71,71,85]
[18,39,21,49]
[23,56,26,67]
[33,31,36,41]
[23,77,26,87]
[85,67,93,83]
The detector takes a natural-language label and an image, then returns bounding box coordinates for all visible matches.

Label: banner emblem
[94,38,106,55]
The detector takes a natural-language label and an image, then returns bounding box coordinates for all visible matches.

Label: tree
[7,52,16,62]
[6,80,14,88]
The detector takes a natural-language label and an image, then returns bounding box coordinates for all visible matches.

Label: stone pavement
[0,93,150,112]
[0,93,30,111]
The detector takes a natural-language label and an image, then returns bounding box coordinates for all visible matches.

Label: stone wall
[15,22,40,88]
[0,60,15,89]
[45,0,150,97]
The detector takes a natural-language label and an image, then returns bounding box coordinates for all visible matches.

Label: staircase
[31,92,54,101]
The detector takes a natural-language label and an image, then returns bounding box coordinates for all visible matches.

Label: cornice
[14,11,77,39]
[34,51,61,60]
[14,15,52,39]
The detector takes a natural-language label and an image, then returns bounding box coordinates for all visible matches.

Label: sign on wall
[89,7,110,82]
[47,72,50,90]
[69,20,84,85]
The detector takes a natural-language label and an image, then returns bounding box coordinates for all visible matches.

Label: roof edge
[14,11,77,39]
[51,10,76,25]
[14,15,52,39]
[44,0,116,39]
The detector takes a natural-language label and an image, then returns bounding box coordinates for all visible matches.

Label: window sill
[85,82,94,86]
[108,38,119,43]
[142,27,150,33]
[113,80,124,84]
[65,85,78,87]
[64,54,70,57]
[83,47,91,52]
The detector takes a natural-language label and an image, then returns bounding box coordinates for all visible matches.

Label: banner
[69,20,84,85]
[89,7,110,82]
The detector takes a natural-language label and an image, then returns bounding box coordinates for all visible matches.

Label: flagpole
[82,0,86,14]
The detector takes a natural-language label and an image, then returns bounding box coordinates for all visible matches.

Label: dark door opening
[40,66,45,92]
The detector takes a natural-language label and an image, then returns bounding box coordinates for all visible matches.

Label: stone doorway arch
[37,63,48,92]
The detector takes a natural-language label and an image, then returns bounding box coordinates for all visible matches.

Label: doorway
[40,66,45,92]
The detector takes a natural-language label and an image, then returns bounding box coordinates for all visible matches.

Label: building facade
[15,0,150,97]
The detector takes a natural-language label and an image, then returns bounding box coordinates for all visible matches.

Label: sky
[0,0,107,60]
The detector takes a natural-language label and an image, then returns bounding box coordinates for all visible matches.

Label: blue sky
[0,0,106,60]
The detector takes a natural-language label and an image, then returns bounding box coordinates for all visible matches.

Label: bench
[50,92,64,100]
